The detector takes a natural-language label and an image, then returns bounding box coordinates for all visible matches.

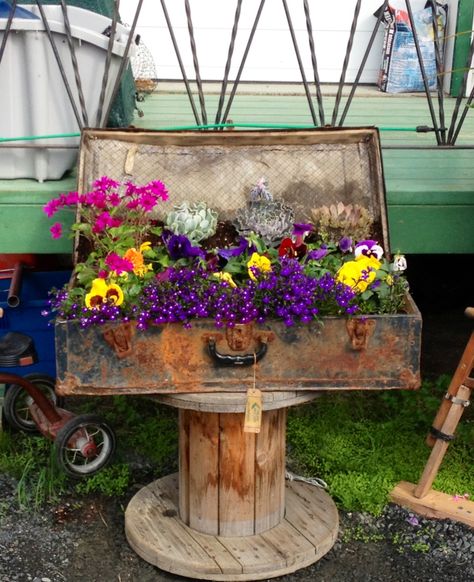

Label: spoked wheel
[3,373,63,433]
[55,414,116,478]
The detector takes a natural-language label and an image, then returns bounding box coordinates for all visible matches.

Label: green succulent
[234,178,294,245]
[165,201,218,243]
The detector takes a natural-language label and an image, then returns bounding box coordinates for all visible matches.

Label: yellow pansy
[85,278,109,308]
[85,278,124,308]
[213,272,237,288]
[105,283,124,306]
[336,255,381,293]
[247,252,272,281]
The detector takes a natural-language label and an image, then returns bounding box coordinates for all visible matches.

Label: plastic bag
[376,2,448,93]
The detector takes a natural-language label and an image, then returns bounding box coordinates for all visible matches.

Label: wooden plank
[218,413,256,536]
[178,409,190,524]
[158,474,243,577]
[188,411,219,534]
[261,518,316,568]
[254,408,286,533]
[125,478,222,576]
[391,481,474,528]
[284,481,339,547]
[217,533,288,575]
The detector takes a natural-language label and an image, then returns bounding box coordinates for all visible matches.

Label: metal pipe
[101,0,144,127]
[338,0,389,126]
[331,0,362,126]
[0,0,17,67]
[447,37,474,143]
[215,0,242,126]
[404,0,441,144]
[95,0,120,127]
[34,0,83,130]
[221,0,267,127]
[451,82,474,145]
[7,262,23,308]
[0,143,78,149]
[427,0,446,144]
[303,0,325,126]
[184,0,207,125]
[159,0,202,126]
[281,0,317,126]
[60,0,89,126]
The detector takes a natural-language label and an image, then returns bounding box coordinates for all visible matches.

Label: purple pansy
[163,232,205,260]
[218,237,254,259]
[307,245,328,261]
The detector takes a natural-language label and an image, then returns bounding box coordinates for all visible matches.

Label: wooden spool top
[153,390,319,413]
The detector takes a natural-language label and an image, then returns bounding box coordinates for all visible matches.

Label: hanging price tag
[244,388,262,433]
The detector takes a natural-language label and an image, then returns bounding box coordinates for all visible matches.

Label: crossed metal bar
[0,0,473,147]
[160,0,473,146]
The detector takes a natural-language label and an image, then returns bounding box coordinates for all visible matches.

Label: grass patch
[0,377,472,514]
[287,376,474,515]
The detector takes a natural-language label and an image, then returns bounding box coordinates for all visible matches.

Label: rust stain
[102,322,135,359]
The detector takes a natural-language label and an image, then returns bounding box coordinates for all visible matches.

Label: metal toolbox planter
[55,127,422,395]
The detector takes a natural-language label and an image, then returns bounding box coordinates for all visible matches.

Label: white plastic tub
[0,4,133,181]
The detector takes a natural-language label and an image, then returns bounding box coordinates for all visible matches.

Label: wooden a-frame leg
[426,331,474,447]
[415,383,472,499]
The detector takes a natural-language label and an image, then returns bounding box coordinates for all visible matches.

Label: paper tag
[244,388,262,433]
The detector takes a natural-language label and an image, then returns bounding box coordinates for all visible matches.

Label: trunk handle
[207,337,268,367]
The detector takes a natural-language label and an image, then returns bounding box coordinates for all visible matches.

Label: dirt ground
[1,254,473,582]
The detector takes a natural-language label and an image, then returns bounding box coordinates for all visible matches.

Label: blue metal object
[0,1,39,19]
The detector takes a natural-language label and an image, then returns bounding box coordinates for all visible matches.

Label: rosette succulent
[165,201,218,243]
[234,178,294,245]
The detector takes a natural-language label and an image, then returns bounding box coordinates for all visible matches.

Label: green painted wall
[451,0,474,96]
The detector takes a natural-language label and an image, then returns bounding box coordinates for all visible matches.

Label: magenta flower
[105,253,134,274]
[139,191,159,212]
[50,222,63,239]
[93,176,120,191]
[149,180,169,201]
[92,211,121,233]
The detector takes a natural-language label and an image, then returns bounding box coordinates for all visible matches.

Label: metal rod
[215,0,242,126]
[101,0,144,127]
[60,0,89,127]
[381,144,474,150]
[331,0,362,126]
[451,81,474,145]
[338,0,389,127]
[281,0,317,126]
[428,0,446,144]
[159,0,202,126]
[447,36,474,143]
[0,0,17,67]
[34,0,83,129]
[184,0,207,125]
[404,0,441,145]
[221,0,267,127]
[0,144,78,149]
[303,0,324,126]
[95,0,120,127]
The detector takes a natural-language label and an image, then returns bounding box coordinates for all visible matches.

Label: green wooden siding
[1,88,473,254]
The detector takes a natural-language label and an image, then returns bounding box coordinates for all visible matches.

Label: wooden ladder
[391,308,474,527]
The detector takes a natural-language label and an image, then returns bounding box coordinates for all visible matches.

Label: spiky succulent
[311,202,373,243]
[234,178,294,245]
[165,201,218,243]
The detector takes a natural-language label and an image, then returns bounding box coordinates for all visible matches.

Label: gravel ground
[1,470,473,582]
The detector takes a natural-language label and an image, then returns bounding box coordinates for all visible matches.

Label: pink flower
[43,198,62,218]
[50,222,63,239]
[93,176,119,191]
[92,211,120,233]
[105,253,134,275]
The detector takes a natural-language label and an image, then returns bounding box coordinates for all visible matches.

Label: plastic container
[0,270,71,377]
[0,4,134,181]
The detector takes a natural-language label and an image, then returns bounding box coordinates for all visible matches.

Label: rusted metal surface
[55,294,421,395]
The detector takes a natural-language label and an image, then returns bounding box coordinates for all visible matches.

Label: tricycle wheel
[55,414,116,478]
[3,373,62,433]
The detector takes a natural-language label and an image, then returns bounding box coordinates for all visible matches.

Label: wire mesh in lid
[78,127,389,252]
